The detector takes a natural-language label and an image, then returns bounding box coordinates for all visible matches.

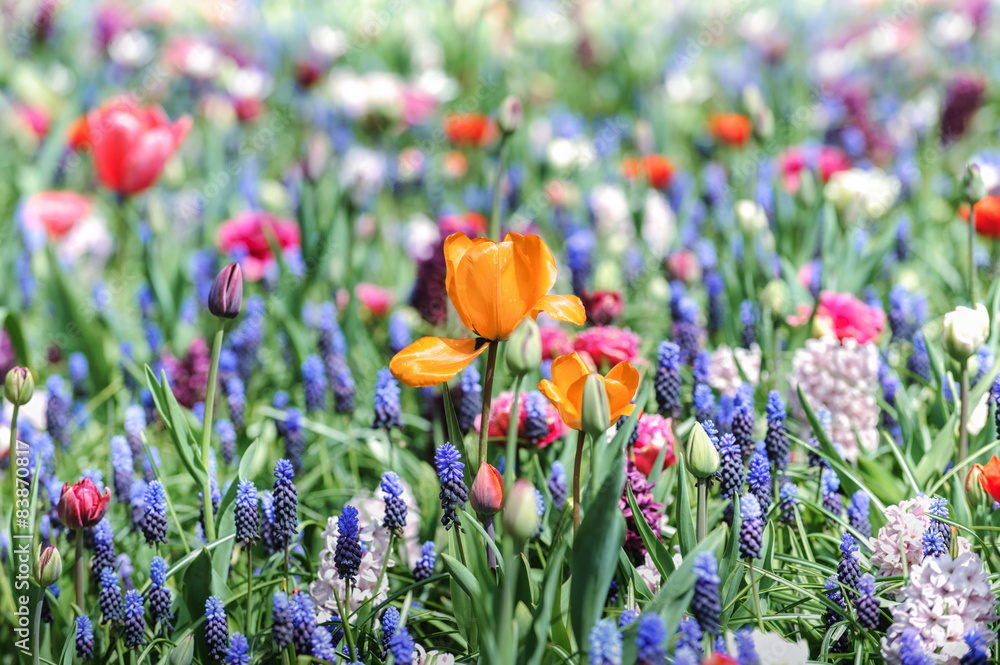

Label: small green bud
[962,163,987,205]
[685,422,720,479]
[760,280,788,317]
[497,95,523,135]
[796,169,818,207]
[502,480,539,541]
[34,545,62,587]
[506,318,541,376]
[170,635,196,665]
[966,464,988,508]
[942,303,989,362]
[4,367,34,407]
[581,374,611,440]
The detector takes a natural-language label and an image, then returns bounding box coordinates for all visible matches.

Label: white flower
[635,552,661,594]
[310,517,394,623]
[823,168,901,219]
[734,200,769,234]
[966,389,991,436]
[339,147,387,204]
[641,190,675,259]
[709,344,762,397]
[108,30,154,68]
[588,185,631,237]
[415,644,456,665]
[750,630,810,665]
[942,304,989,361]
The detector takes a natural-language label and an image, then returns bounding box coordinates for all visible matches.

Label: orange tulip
[707,112,753,147]
[970,455,1000,503]
[538,352,639,431]
[390,232,585,387]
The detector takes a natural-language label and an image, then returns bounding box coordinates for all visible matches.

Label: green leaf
[0,310,28,367]
[626,484,674,577]
[674,452,696,555]
[145,366,207,487]
[570,451,626,650]
[913,411,958,487]
[524,541,567,665]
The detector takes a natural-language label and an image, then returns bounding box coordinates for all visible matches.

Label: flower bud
[34,545,62,587]
[208,262,244,319]
[470,462,504,516]
[497,95,523,135]
[760,280,788,316]
[502,480,539,541]
[795,169,818,207]
[506,318,541,376]
[734,200,768,234]
[942,303,989,362]
[966,464,988,508]
[684,422,720,479]
[962,163,987,205]
[581,374,611,440]
[57,478,111,530]
[170,634,196,665]
[4,367,34,406]
[581,290,623,326]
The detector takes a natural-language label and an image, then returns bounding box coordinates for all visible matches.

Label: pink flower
[814,291,885,344]
[402,87,438,126]
[665,249,702,283]
[574,326,640,368]
[778,145,851,192]
[477,390,566,448]
[355,283,393,317]
[217,211,301,281]
[21,191,92,240]
[632,414,676,475]
[15,105,51,140]
[539,325,574,360]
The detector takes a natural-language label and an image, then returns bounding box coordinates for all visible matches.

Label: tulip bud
[470,463,504,516]
[497,95,523,135]
[942,303,989,362]
[502,479,539,541]
[796,169,818,207]
[685,422,720,479]
[170,635,196,665]
[581,374,611,440]
[962,163,987,205]
[208,262,244,319]
[760,280,788,316]
[4,367,34,406]
[506,318,541,376]
[966,464,989,508]
[734,200,768,234]
[57,478,111,530]
[34,545,62,587]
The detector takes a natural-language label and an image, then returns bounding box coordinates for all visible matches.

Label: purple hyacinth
[99,568,123,624]
[747,451,771,516]
[620,459,664,562]
[731,385,755,458]
[110,436,133,504]
[764,390,789,470]
[301,355,328,412]
[458,364,482,433]
[413,541,437,581]
[149,556,173,631]
[847,490,871,539]
[717,434,744,500]
[205,596,229,661]
[381,606,400,654]
[273,459,298,544]
[280,407,305,473]
[960,630,990,665]
[373,367,401,430]
[76,615,94,659]
[122,589,145,649]
[389,624,415,665]
[272,591,293,650]
[381,471,407,531]
[141,480,167,546]
[693,384,715,424]
[739,494,763,560]
[654,341,681,417]
[46,375,71,449]
[335,505,363,585]
[855,573,879,630]
[691,552,721,637]
[217,419,237,466]
[549,460,567,511]
[821,468,842,517]
[235,479,259,545]
[522,391,549,444]
[225,632,251,665]
[92,519,115,578]
[435,443,467,530]
[838,533,861,597]
[635,613,667,665]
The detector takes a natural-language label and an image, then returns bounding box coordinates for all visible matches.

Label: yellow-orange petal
[506,233,558,333]
[538,379,581,431]
[605,361,640,411]
[530,294,586,326]
[444,232,484,336]
[549,352,592,391]
[389,336,489,388]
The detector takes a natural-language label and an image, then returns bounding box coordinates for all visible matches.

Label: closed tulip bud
[685,422,720,479]
[962,163,987,205]
[208,262,244,319]
[581,374,611,440]
[734,200,768,234]
[506,318,541,376]
[760,280,788,316]
[470,462,504,516]
[57,478,111,530]
[966,464,987,507]
[497,95,523,135]
[942,303,989,362]
[34,545,62,587]
[502,480,539,541]
[5,367,34,406]
[170,635,195,665]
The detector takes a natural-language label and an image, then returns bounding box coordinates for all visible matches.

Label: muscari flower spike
[75,615,94,659]
[739,494,763,560]
[735,625,758,665]
[301,354,328,413]
[855,573,880,631]
[149,556,173,631]
[731,384,755,458]
[381,471,408,531]
[458,363,482,433]
[235,479,259,545]
[847,490,871,539]
[435,443,468,530]
[549,460,568,511]
[217,419,237,466]
[654,341,681,417]
[110,435,133,504]
[413,541,437,581]
[311,626,337,662]
[838,532,861,597]
[764,390,789,470]
[691,551,721,637]
[99,567,123,624]
[717,434,744,500]
[225,632,251,665]
[618,608,638,627]
[204,596,229,661]
[589,618,622,665]
[272,591,293,650]
[141,480,167,546]
[381,606,400,654]
[389,624,416,665]
[273,459,299,543]
[693,384,715,424]
[523,391,550,443]
[747,450,771,516]
[960,630,990,665]
[122,588,146,649]
[635,613,667,665]
[92,518,115,575]
[674,618,703,657]
[335,505,364,585]
[821,467,842,516]
[373,367,402,430]
[280,407,305,473]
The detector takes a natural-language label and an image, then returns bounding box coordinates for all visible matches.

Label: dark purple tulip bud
[208,263,243,319]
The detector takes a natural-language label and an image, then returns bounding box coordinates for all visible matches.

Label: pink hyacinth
[814,291,886,344]
[573,326,640,368]
[539,325,574,360]
[161,337,212,408]
[631,414,676,476]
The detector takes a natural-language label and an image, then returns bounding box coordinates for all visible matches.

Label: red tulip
[444,113,496,147]
[69,97,191,196]
[21,191,92,240]
[970,455,1000,503]
[581,290,624,326]
[57,478,110,530]
[470,463,504,516]
[216,211,301,281]
[707,112,753,147]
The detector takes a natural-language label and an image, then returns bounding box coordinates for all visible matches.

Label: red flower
[622,154,675,189]
[703,654,739,665]
[970,455,1000,503]
[778,145,851,191]
[581,290,623,325]
[21,191,92,240]
[573,326,640,368]
[217,211,301,281]
[632,414,676,475]
[478,391,566,448]
[69,97,191,196]
[968,196,1000,238]
[707,112,753,147]
[444,113,496,147]
[57,478,110,530]
[355,283,393,317]
[814,291,885,344]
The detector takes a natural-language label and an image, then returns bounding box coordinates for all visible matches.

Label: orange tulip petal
[605,361,640,419]
[452,238,505,339]
[538,379,581,430]
[550,352,592,390]
[507,233,558,332]
[389,336,488,388]
[530,294,586,326]
[444,233,482,335]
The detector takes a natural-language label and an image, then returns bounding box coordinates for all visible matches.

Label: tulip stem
[477,342,499,469]
[969,208,977,305]
[200,322,225,544]
[4,404,20,616]
[959,366,970,466]
[573,430,585,532]
[489,135,508,242]
[696,478,708,543]
[497,535,518,663]
[504,376,524,491]
[32,595,43,665]
[75,534,85,612]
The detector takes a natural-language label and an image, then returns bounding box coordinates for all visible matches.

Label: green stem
[370,532,395,622]
[282,539,290,593]
[334,583,356,661]
[959,366,970,466]
[572,430,585,532]
[477,342,499,468]
[75,535,85,612]
[115,197,129,273]
[696,478,708,543]
[245,548,253,635]
[32,596,43,665]
[970,208,977,305]
[489,135,509,242]
[4,404,20,616]
[497,537,518,662]
[589,433,600,504]
[749,561,765,631]
[503,376,524,491]
[200,323,225,543]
